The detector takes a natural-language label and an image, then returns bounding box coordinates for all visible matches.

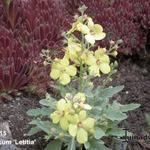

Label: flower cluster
[50,12,117,85]
[50,92,95,144]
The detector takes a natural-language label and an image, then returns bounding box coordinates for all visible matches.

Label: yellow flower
[84,48,110,76]
[81,51,96,66]
[85,18,106,45]
[64,93,92,110]
[50,99,72,130]
[76,17,106,45]
[50,57,77,85]
[73,93,86,102]
[64,38,85,65]
[77,23,90,34]
[68,110,95,144]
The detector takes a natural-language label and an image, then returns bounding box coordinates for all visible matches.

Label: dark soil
[0,58,149,150]
[113,58,150,135]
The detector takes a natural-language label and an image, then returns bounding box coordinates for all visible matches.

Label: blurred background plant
[0,0,69,98]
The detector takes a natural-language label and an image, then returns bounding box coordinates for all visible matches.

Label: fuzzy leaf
[39,99,52,107]
[33,120,51,135]
[44,140,62,150]
[120,103,140,112]
[95,86,124,98]
[94,127,105,139]
[105,101,127,121]
[27,127,41,136]
[106,128,125,137]
[88,139,110,150]
[105,109,127,121]
[67,138,76,150]
[27,107,52,116]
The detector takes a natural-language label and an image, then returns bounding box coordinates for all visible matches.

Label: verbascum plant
[27,6,140,150]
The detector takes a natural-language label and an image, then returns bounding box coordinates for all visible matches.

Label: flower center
[77,122,82,128]
[96,59,101,65]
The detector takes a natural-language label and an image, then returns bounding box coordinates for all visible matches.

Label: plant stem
[79,33,85,92]
[80,145,83,150]
[79,61,83,91]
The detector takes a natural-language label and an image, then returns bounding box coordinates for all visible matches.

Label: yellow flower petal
[59,73,71,85]
[60,117,69,130]
[82,104,92,110]
[73,93,86,102]
[50,112,60,124]
[64,101,72,111]
[87,17,94,29]
[76,128,88,144]
[60,58,69,67]
[98,54,110,63]
[99,63,111,74]
[65,65,77,76]
[57,99,66,110]
[69,124,78,137]
[82,118,95,131]
[93,24,103,33]
[50,69,60,80]
[84,52,96,66]
[92,24,106,40]
[69,114,79,124]
[88,65,100,77]
[77,23,90,34]
[65,93,73,100]
[85,34,95,45]
[67,50,79,64]
[79,110,86,120]
[94,32,106,40]
[95,48,106,56]
[68,42,82,52]
[52,59,62,69]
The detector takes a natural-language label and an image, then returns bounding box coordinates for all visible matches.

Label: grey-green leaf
[27,127,41,136]
[96,86,124,98]
[36,121,51,134]
[106,128,125,137]
[88,139,110,150]
[44,140,62,150]
[105,109,127,121]
[120,103,140,112]
[67,138,76,150]
[27,107,52,117]
[84,142,90,149]
[94,127,105,139]
[39,99,52,107]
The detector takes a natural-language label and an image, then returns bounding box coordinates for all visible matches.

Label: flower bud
[82,104,92,110]
[112,51,118,57]
[110,40,115,45]
[116,39,123,45]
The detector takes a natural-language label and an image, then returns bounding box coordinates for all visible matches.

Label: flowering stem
[79,33,86,92]
[79,61,84,91]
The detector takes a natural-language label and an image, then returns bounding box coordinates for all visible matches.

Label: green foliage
[67,138,76,150]
[44,140,62,150]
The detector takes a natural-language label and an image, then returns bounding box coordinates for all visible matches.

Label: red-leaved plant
[0,0,69,98]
